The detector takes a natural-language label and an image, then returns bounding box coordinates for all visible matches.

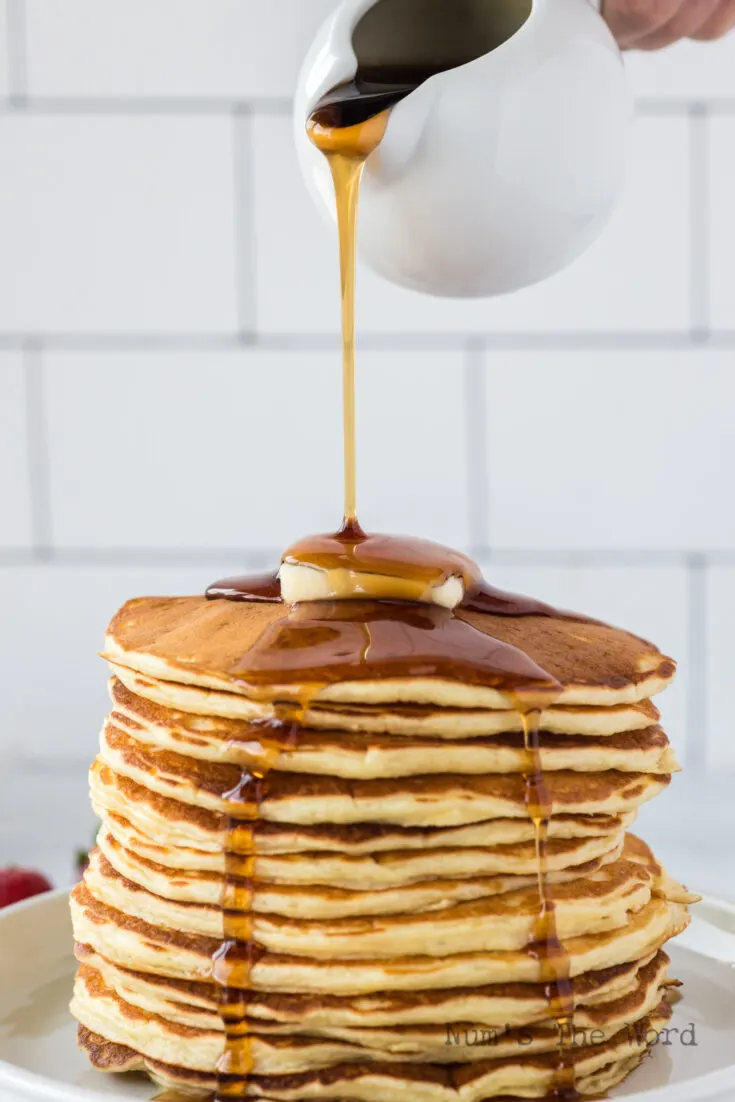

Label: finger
[602,0,684,46]
[633,0,721,48]
[691,0,735,38]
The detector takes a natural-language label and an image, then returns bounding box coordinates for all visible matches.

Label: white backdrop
[0,1,733,892]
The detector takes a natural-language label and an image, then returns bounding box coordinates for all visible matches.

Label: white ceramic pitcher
[294,0,631,297]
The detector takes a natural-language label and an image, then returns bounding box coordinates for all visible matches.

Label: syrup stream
[203,75,580,1102]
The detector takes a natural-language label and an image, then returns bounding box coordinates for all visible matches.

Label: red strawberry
[0,867,53,908]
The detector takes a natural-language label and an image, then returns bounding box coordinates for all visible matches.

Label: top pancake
[104,597,676,709]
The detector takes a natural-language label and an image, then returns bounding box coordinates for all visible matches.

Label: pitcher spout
[299,0,537,183]
[295,0,631,298]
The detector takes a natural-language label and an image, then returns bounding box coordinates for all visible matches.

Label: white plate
[1,888,734,1101]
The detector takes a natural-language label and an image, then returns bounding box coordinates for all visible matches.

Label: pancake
[108,682,677,777]
[85,843,661,953]
[101,801,636,865]
[77,943,671,1032]
[97,724,671,826]
[105,595,676,709]
[78,998,674,1100]
[70,880,689,993]
[109,674,662,744]
[71,953,672,1071]
[89,761,639,856]
[96,831,626,916]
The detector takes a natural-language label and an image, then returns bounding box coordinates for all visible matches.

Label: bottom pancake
[77,996,673,1099]
[71,952,674,1072]
[70,876,689,994]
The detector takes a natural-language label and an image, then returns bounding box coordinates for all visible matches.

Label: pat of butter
[279,561,464,609]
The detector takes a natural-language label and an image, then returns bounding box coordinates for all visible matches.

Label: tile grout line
[0,547,733,569]
[464,340,490,553]
[5,0,27,107]
[0,547,286,568]
[231,105,257,338]
[0,96,734,117]
[22,341,53,555]
[689,103,711,340]
[0,95,295,115]
[684,554,708,775]
[3,331,735,354]
[0,333,246,352]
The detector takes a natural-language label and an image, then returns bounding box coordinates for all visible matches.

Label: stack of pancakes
[70,595,696,1099]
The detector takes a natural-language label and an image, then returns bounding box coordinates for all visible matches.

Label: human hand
[603,0,735,48]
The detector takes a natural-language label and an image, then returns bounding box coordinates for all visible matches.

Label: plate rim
[0,889,135,1102]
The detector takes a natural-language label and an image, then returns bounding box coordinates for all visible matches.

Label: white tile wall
[0,2,734,890]
[0,115,239,333]
[484,350,735,551]
[254,114,691,335]
[24,0,336,100]
[0,766,95,886]
[0,353,32,547]
[634,769,732,898]
[42,348,468,549]
[705,566,735,770]
[709,117,735,331]
[625,36,735,98]
[0,1,8,96]
[45,350,343,550]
